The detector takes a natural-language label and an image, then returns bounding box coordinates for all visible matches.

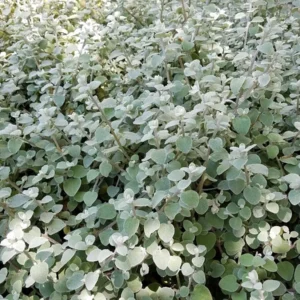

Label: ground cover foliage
[1,0,300,299]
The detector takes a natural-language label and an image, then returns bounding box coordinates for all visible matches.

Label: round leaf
[190,285,213,300]
[277,261,294,281]
[219,275,239,292]
[243,186,261,205]
[158,223,175,243]
[98,203,116,220]
[180,190,199,209]
[63,178,81,197]
[232,116,251,135]
[153,249,170,270]
[30,262,49,284]
[263,280,280,292]
[176,136,192,154]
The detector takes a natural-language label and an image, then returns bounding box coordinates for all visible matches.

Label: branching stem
[181,0,188,22]
[88,91,130,160]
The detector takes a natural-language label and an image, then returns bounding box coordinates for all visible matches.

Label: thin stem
[72,40,86,83]
[181,0,188,22]
[93,176,103,192]
[88,91,130,160]
[95,220,117,236]
[180,121,185,137]
[197,149,210,194]
[276,156,285,175]
[197,131,217,194]
[178,56,190,85]
[52,135,68,162]
[160,0,164,22]
[187,276,192,289]
[132,203,136,217]
[122,46,133,67]
[297,88,300,115]
[203,187,219,191]
[244,166,250,185]
[158,196,170,213]
[9,261,20,272]
[244,22,250,48]
[216,238,223,255]
[243,3,252,48]
[292,131,300,146]
[54,66,62,96]
[122,6,145,27]
[165,61,171,83]
[42,234,59,244]
[176,273,182,289]
[6,179,22,193]
[24,250,34,261]
[248,32,266,75]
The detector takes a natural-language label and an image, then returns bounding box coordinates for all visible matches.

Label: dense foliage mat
[1,0,300,299]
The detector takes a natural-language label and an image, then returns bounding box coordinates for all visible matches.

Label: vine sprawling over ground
[1,0,300,299]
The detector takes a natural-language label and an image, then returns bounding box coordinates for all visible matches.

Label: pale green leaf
[30,262,49,284]
[144,218,160,237]
[257,42,274,55]
[151,149,167,165]
[219,275,239,292]
[230,77,246,95]
[158,223,175,243]
[85,271,99,291]
[176,136,192,154]
[190,285,213,300]
[63,178,81,196]
[180,190,199,209]
[153,249,170,270]
[263,280,280,292]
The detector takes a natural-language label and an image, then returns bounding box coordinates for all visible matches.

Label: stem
[244,22,250,49]
[132,203,136,217]
[216,238,223,255]
[122,46,133,67]
[178,56,190,85]
[181,0,188,22]
[160,0,164,22]
[6,179,22,192]
[9,261,20,272]
[248,32,266,75]
[234,88,245,114]
[176,273,182,289]
[52,135,68,162]
[244,166,250,185]
[93,176,104,192]
[42,234,59,244]
[165,61,171,83]
[122,6,145,27]
[203,187,219,191]
[169,247,183,295]
[243,3,252,49]
[197,153,210,194]
[276,156,285,175]
[158,196,170,213]
[24,250,34,261]
[234,81,258,114]
[88,91,130,160]
[95,220,117,236]
[297,88,300,115]
[187,276,192,289]
[180,121,185,137]
[292,131,300,146]
[72,39,86,83]
[197,131,217,194]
